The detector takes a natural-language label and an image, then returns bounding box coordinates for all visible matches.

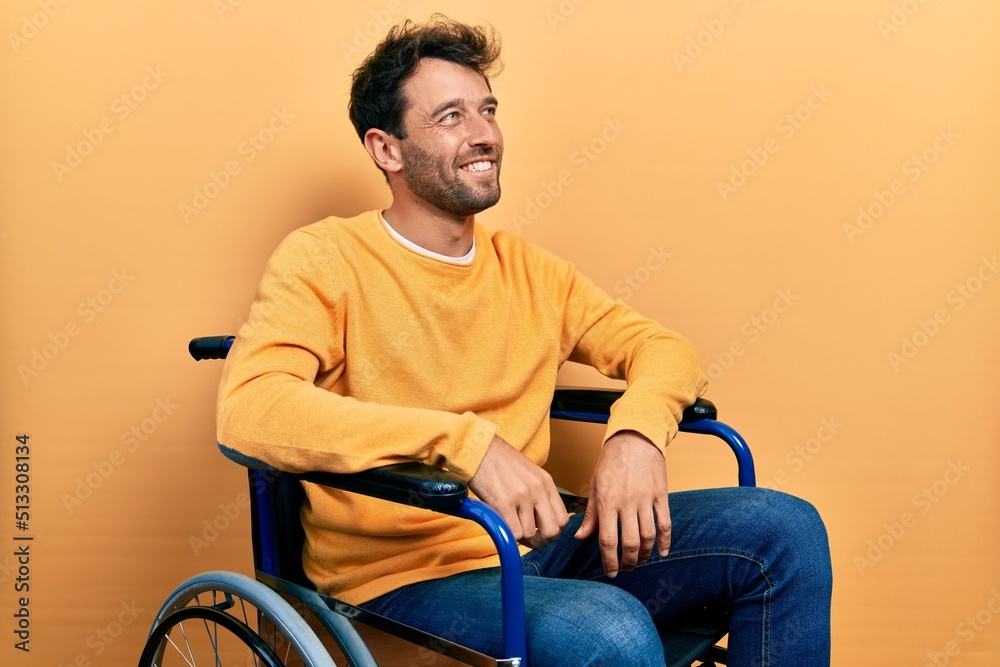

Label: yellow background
[2,0,999,664]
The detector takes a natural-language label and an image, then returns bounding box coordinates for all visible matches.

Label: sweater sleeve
[215,229,497,478]
[542,247,708,452]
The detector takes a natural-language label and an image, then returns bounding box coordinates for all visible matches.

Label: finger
[533,495,570,548]
[525,530,554,550]
[545,489,571,534]
[574,479,598,540]
[575,505,596,540]
[618,511,641,573]
[516,501,537,544]
[598,502,621,578]
[637,505,657,565]
[654,495,672,556]
[528,480,566,541]
[499,505,524,541]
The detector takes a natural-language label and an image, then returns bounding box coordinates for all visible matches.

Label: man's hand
[469,435,570,549]
[574,430,671,578]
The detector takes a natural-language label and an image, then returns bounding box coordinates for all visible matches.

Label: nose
[468,112,502,149]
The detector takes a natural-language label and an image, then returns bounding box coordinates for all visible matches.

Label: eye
[442,111,459,122]
[482,107,497,117]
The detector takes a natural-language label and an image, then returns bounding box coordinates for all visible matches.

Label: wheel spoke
[163,626,197,667]
[239,597,251,626]
[180,619,198,667]
[195,615,221,666]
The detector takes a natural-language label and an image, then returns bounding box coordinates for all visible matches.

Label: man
[218,16,831,666]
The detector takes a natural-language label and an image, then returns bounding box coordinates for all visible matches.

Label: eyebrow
[430,96,499,119]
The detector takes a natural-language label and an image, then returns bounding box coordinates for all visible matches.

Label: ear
[364,128,403,175]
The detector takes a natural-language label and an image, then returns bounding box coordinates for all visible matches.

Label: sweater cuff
[447,415,498,480]
[603,413,675,456]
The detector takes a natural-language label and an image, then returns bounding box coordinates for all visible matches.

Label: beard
[399,141,502,217]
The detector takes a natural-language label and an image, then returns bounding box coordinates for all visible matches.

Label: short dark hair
[348,15,502,144]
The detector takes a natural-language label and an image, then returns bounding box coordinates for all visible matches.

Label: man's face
[396,58,503,217]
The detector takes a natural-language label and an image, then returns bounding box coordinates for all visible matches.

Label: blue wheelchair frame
[188,335,756,667]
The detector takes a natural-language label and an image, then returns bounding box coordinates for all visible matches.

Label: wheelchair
[138,335,756,667]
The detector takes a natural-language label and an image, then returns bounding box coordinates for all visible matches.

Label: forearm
[605,326,707,449]
[569,306,707,451]
[217,360,497,478]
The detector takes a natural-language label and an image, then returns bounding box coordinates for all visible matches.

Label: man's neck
[382,196,475,258]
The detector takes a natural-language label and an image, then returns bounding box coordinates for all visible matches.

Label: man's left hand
[574,430,671,578]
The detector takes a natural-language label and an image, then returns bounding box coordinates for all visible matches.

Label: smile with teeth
[461,160,494,173]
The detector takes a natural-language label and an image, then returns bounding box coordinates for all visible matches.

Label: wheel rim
[140,588,332,667]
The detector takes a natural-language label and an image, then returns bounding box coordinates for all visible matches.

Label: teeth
[462,161,492,172]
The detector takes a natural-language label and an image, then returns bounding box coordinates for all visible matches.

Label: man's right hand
[468,434,570,549]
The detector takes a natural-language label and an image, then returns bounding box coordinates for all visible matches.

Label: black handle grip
[189,336,235,361]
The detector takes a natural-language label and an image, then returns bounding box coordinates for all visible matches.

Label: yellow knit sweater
[217,210,707,604]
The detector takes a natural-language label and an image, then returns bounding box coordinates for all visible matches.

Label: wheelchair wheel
[140,570,340,667]
[138,604,284,666]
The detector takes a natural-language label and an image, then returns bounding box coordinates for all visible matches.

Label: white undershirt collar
[380,212,476,265]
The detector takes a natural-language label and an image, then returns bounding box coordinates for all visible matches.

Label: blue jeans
[361,487,832,666]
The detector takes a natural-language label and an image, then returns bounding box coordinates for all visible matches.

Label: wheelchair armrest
[218,443,467,511]
[551,388,717,423]
[293,463,468,512]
